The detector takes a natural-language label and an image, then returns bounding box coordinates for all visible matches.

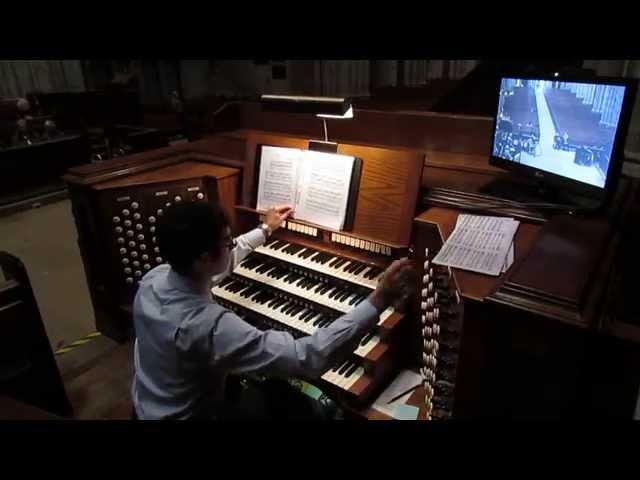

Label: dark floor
[61,337,134,420]
[1,198,133,419]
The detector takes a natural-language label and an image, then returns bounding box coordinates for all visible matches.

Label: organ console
[64,102,640,418]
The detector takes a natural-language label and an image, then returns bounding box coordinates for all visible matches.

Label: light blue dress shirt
[131,228,381,419]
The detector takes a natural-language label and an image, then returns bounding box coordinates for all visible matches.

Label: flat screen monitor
[490,75,636,205]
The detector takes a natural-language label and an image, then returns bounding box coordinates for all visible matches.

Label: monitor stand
[479,177,599,210]
[480,178,555,203]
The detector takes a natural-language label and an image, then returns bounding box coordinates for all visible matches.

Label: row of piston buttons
[116,234,157,245]
[115,224,157,234]
[111,193,205,224]
[420,248,447,418]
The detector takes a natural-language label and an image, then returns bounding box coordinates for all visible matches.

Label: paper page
[434,215,519,276]
[293,150,355,230]
[371,369,422,420]
[502,242,515,273]
[373,369,422,406]
[256,146,302,211]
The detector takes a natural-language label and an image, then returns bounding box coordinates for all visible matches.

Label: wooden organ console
[64,101,640,417]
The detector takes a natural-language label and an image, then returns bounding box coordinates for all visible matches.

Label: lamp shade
[260,94,351,116]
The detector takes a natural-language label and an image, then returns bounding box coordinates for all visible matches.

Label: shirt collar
[166,268,211,298]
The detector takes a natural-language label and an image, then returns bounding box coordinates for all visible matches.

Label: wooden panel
[236,131,424,247]
[217,173,241,235]
[229,102,494,156]
[507,216,609,303]
[66,134,246,179]
[95,162,239,190]
[338,144,423,246]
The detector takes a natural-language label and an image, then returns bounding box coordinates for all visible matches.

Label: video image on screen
[493,78,626,188]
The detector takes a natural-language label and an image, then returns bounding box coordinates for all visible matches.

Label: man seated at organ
[130,201,415,420]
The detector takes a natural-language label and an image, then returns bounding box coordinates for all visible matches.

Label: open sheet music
[256,146,360,230]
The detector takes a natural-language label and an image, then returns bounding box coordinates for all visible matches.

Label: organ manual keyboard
[212,131,425,407]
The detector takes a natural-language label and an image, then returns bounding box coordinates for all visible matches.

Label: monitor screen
[492,77,627,189]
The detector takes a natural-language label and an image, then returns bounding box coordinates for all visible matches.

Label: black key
[287,273,302,284]
[314,283,326,293]
[338,361,352,375]
[304,279,319,290]
[264,237,279,246]
[343,262,356,273]
[270,240,287,250]
[337,289,350,301]
[332,361,346,372]
[360,332,374,346]
[327,287,340,299]
[338,261,352,272]
[333,258,347,269]
[328,257,342,267]
[288,244,306,254]
[319,285,332,295]
[274,299,288,310]
[312,315,324,326]
[347,262,362,273]
[300,309,314,321]
[273,269,289,279]
[255,263,271,274]
[338,290,350,301]
[319,253,333,264]
[319,318,332,328]
[354,296,365,305]
[348,294,361,305]
[270,298,285,308]
[298,248,317,259]
[367,267,383,279]
[282,272,296,283]
[240,286,256,298]
[353,264,367,275]
[345,362,359,377]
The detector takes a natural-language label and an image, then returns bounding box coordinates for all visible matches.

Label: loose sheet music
[433,214,519,276]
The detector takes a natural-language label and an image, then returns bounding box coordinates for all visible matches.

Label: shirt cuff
[242,228,267,249]
[349,298,381,330]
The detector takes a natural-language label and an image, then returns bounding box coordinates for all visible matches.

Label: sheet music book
[432,214,519,276]
[256,145,361,231]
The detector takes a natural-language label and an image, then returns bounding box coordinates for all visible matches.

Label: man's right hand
[368,258,416,313]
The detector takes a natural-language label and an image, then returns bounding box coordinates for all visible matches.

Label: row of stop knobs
[419,248,460,420]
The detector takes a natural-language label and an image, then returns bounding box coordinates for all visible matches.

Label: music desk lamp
[260,94,354,153]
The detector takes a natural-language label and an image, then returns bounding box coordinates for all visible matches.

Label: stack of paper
[432,215,519,276]
[371,369,422,420]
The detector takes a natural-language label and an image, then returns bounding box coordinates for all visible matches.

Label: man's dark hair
[157,202,229,275]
